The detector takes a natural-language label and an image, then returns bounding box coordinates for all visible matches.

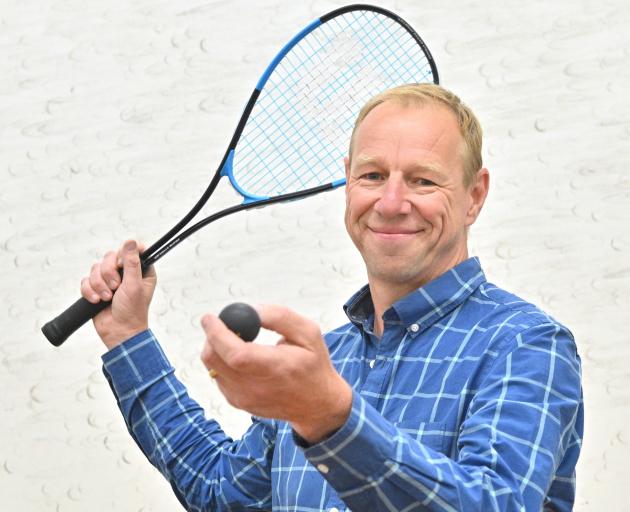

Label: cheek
[344,200,358,241]
[413,194,449,225]
[345,189,370,224]
[344,194,354,226]
[343,207,352,235]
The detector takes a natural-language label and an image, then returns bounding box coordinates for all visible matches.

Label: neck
[369,253,470,337]
[369,277,419,338]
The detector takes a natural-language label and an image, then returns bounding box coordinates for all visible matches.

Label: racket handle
[42,297,111,347]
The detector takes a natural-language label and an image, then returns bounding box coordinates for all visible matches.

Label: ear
[465,168,489,226]
[344,156,350,182]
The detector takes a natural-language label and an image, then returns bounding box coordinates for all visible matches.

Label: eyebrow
[353,154,387,168]
[353,154,447,177]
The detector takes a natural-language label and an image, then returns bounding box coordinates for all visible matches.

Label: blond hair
[348,83,483,187]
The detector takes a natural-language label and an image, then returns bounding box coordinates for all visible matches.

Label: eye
[416,178,436,186]
[361,171,385,181]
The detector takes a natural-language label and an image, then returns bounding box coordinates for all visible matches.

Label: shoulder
[458,283,582,414]
[465,281,579,369]
[467,280,573,338]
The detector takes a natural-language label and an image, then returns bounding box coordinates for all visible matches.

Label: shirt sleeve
[300,322,583,512]
[102,330,275,512]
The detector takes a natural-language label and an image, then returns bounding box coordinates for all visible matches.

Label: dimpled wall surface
[1,1,628,510]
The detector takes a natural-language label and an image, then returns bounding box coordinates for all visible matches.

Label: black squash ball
[219,303,261,342]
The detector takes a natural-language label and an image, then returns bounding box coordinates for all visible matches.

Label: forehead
[358,99,458,134]
[352,101,464,161]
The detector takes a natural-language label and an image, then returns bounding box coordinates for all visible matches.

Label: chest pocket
[394,419,448,454]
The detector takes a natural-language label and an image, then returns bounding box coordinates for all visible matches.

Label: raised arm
[83,242,276,511]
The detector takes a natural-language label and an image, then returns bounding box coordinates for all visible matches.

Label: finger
[201,314,278,375]
[200,332,226,370]
[80,276,101,304]
[101,251,121,291]
[256,304,321,349]
[89,262,113,301]
[200,341,232,379]
[200,317,251,379]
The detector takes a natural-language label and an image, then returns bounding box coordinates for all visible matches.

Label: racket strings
[232,10,435,198]
[238,14,404,185]
[247,13,429,179]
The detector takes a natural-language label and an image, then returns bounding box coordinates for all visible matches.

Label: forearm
[102,330,274,511]
[299,392,523,512]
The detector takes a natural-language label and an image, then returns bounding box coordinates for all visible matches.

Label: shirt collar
[343,283,374,333]
[343,257,486,334]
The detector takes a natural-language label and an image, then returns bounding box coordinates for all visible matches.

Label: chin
[369,261,425,285]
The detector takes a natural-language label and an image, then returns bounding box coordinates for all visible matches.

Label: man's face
[344,101,487,289]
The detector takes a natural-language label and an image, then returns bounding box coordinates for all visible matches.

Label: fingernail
[124,240,137,251]
[109,280,118,289]
[101,291,112,300]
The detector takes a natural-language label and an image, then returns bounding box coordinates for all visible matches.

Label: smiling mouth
[368,227,422,238]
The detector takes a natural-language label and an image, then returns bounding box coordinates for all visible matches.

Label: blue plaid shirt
[103,257,583,511]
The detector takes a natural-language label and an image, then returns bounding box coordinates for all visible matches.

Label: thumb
[257,304,322,349]
[121,240,143,287]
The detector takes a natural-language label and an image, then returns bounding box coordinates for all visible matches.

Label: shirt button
[317,463,330,474]
[369,359,375,368]
[409,323,420,333]
[329,508,340,512]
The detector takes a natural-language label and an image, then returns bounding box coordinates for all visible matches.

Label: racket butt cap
[41,321,66,347]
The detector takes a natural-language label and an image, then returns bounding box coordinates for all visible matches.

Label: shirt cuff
[298,390,398,494]
[101,329,174,399]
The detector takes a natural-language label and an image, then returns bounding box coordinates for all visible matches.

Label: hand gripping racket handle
[41,264,144,347]
[42,297,112,347]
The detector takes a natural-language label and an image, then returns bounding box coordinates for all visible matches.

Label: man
[82,84,583,511]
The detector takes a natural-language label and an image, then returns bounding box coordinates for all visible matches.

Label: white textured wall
[1,0,628,510]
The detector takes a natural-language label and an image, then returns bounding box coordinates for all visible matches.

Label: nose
[373,176,411,217]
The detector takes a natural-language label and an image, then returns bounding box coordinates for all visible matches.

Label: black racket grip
[42,297,112,347]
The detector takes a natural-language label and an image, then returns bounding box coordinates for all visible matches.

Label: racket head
[222,5,439,203]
